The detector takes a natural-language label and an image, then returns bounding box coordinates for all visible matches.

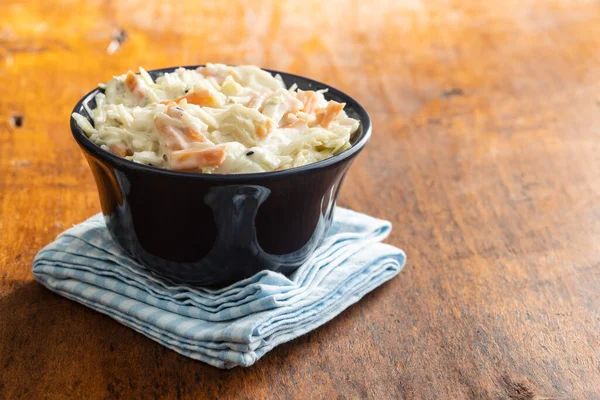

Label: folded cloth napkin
[32,207,406,368]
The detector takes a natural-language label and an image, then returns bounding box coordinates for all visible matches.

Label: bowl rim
[70,65,372,181]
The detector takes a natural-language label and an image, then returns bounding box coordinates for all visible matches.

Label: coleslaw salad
[73,64,361,174]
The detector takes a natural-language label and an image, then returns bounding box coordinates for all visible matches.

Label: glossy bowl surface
[71,66,371,287]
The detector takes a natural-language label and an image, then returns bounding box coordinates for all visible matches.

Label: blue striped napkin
[32,207,405,368]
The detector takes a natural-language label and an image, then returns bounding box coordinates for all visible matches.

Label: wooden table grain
[1,0,599,398]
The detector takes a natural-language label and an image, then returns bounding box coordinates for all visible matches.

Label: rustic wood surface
[1,0,599,398]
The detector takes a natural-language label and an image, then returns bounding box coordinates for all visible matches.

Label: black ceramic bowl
[70,66,371,287]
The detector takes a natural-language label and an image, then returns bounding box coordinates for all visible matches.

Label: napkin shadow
[0,278,391,397]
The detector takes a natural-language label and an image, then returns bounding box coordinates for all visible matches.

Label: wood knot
[10,114,23,127]
[441,88,464,98]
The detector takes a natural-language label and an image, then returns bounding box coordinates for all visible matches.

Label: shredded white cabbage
[74,64,360,174]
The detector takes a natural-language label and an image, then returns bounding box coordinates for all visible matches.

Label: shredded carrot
[161,89,219,107]
[297,90,319,114]
[165,106,210,143]
[185,127,209,142]
[315,101,345,128]
[108,143,129,157]
[154,118,190,151]
[253,118,274,138]
[281,113,308,129]
[124,72,137,91]
[125,71,145,99]
[169,146,226,170]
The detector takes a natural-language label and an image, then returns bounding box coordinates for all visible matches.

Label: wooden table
[1,0,599,398]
